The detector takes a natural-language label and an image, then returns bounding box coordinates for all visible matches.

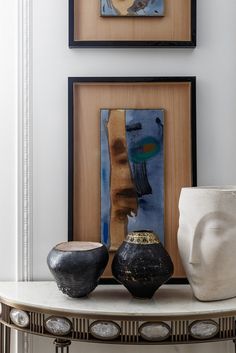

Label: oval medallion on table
[90,321,121,340]
[44,316,72,336]
[10,308,29,328]
[139,322,171,342]
[189,320,219,340]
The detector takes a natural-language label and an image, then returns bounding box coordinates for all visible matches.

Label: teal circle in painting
[130,137,161,163]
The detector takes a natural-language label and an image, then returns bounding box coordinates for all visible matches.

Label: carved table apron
[0,282,236,352]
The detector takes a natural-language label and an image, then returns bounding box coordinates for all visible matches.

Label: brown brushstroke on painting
[107,109,138,251]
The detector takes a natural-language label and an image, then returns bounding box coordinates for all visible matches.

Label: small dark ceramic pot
[112,231,174,299]
[47,241,109,298]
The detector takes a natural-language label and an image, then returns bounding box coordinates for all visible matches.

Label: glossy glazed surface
[112,232,173,298]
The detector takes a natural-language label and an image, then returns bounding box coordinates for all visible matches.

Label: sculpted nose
[188,231,200,264]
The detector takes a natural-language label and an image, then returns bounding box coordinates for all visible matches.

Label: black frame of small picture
[69,0,197,48]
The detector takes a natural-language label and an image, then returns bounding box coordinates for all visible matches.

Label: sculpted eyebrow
[126,123,142,132]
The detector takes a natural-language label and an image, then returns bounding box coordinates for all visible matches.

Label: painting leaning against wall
[100,0,165,17]
[101,109,164,251]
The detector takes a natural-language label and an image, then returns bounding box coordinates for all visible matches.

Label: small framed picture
[100,0,165,17]
[68,77,197,278]
[69,0,196,48]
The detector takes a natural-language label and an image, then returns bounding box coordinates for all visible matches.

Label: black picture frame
[68,77,197,272]
[69,0,196,48]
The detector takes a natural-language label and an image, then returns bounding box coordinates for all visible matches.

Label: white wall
[0,2,17,280]
[0,3,18,352]
[1,0,236,352]
[32,337,235,353]
[32,0,236,280]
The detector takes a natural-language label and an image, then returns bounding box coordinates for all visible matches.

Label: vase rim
[131,230,154,233]
[126,231,160,245]
[182,186,236,192]
[55,241,103,252]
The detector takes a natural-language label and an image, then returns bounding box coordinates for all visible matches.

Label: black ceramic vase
[47,241,109,298]
[112,231,174,299]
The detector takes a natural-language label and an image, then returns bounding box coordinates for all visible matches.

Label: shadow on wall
[32,336,234,353]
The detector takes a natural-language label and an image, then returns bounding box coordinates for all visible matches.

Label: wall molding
[18,0,33,352]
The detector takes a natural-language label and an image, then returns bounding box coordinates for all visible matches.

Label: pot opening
[132,230,153,234]
[55,241,103,252]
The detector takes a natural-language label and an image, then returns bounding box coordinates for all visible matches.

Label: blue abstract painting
[101,109,164,250]
[100,0,164,17]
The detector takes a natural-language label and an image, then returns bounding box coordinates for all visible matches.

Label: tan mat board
[74,0,191,41]
[72,82,193,277]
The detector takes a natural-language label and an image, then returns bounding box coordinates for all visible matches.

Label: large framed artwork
[68,77,197,279]
[69,0,197,48]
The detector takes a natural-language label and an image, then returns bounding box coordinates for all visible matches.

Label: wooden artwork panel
[74,0,191,41]
[70,80,195,278]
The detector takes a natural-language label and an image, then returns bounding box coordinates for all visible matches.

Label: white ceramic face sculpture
[178,187,236,301]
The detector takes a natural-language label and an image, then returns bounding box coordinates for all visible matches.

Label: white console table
[0,282,236,352]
